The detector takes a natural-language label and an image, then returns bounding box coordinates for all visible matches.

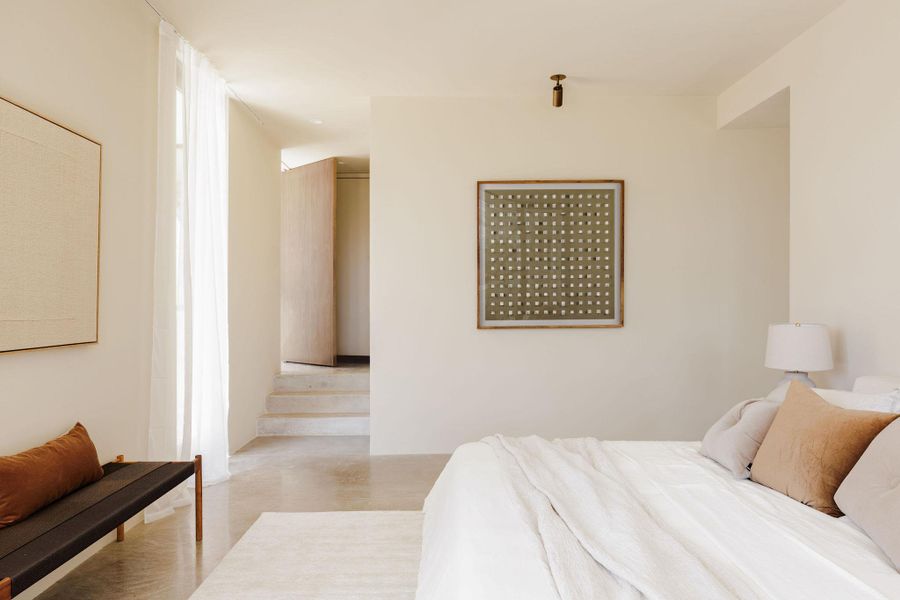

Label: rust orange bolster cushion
[0,423,104,528]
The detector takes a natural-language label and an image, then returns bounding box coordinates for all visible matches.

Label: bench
[0,455,202,599]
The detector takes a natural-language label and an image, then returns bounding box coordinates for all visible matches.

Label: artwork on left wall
[0,96,101,352]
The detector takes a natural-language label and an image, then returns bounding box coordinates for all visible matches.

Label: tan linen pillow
[835,419,900,570]
[750,382,898,517]
[0,423,104,527]
[701,398,780,478]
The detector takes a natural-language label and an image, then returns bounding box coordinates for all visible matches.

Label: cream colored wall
[0,3,279,593]
[0,0,158,464]
[228,100,282,452]
[336,177,371,356]
[718,0,900,389]
[370,95,789,455]
[0,1,159,596]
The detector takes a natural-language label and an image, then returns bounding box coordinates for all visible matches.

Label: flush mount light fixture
[550,74,566,107]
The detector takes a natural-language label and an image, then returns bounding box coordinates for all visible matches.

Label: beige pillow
[701,398,780,478]
[750,382,898,517]
[835,419,900,570]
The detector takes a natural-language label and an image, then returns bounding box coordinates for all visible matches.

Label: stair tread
[280,365,369,374]
[268,390,369,397]
[276,371,369,376]
[258,412,370,419]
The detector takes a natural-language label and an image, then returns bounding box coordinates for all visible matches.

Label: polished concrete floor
[37,437,449,600]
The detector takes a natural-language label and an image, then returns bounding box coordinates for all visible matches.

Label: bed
[416,378,900,599]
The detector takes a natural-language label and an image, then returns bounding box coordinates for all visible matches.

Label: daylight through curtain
[147,20,230,522]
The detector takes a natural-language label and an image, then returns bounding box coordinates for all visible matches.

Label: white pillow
[766,383,900,413]
[835,419,900,571]
[818,388,900,413]
[700,398,780,479]
[853,375,900,394]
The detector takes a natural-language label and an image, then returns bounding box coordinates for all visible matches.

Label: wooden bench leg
[194,454,203,542]
[115,455,126,542]
[0,576,11,600]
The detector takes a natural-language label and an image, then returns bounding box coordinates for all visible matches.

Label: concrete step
[273,371,369,393]
[266,391,369,414]
[256,412,370,436]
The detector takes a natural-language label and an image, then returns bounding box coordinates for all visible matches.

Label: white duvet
[416,437,900,600]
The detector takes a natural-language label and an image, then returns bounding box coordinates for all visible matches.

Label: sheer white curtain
[148,21,230,522]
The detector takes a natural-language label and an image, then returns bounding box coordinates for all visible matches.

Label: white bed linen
[417,438,900,600]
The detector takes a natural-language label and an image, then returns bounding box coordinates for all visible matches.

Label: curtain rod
[141,0,266,128]
[142,0,164,20]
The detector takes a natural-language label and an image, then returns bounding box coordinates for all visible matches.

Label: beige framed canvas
[0,96,101,352]
[477,180,624,329]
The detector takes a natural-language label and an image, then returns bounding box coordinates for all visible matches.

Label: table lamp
[765,323,833,388]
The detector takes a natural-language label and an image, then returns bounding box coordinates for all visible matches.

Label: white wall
[370,95,788,455]
[0,0,158,462]
[336,177,371,356]
[228,100,281,452]
[718,0,900,389]
[0,3,279,593]
[0,1,159,596]
[0,5,281,465]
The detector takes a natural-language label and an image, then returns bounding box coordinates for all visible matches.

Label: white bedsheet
[416,437,900,600]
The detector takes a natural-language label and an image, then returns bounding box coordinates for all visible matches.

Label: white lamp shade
[765,323,834,372]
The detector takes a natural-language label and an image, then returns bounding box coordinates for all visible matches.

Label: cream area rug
[190,511,423,599]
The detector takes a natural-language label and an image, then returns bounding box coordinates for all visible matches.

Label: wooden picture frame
[477,180,624,329]
[0,96,102,353]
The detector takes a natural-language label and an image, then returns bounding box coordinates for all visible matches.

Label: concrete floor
[37,437,449,599]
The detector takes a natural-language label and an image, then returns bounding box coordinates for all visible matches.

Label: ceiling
[152,0,843,169]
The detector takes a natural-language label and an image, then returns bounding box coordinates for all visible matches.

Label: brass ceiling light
[550,74,566,107]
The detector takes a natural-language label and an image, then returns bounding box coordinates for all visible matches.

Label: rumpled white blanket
[482,435,754,599]
[417,436,899,600]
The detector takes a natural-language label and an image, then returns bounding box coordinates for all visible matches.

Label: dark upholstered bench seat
[0,458,200,599]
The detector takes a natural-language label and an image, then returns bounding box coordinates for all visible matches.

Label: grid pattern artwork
[477,181,623,328]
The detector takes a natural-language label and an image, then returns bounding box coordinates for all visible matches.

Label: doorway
[335,172,370,363]
[280,157,370,366]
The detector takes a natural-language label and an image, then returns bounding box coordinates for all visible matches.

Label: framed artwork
[477,180,623,329]
[0,96,101,352]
